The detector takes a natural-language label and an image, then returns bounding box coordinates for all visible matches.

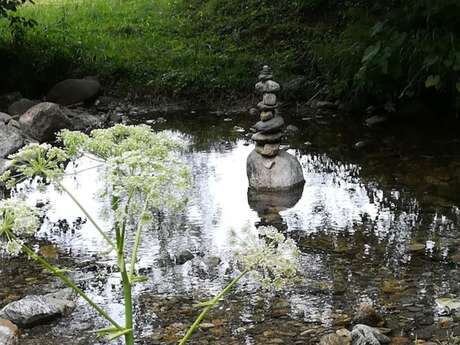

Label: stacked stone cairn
[251,65,284,157]
[247,65,305,191]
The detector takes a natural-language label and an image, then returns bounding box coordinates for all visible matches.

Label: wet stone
[263,93,277,106]
[252,116,284,133]
[257,101,278,111]
[260,111,274,121]
[252,132,283,144]
[353,304,384,327]
[255,143,280,157]
[255,80,281,94]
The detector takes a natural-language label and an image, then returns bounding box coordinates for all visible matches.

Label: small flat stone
[260,111,274,121]
[255,143,280,157]
[255,80,281,94]
[263,93,277,106]
[251,132,283,143]
[257,101,278,111]
[252,116,284,133]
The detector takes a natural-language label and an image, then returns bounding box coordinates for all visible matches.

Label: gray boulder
[7,99,39,116]
[247,149,305,191]
[46,78,101,106]
[252,116,284,133]
[0,288,76,327]
[351,324,390,345]
[0,319,18,345]
[0,112,12,123]
[0,122,25,158]
[19,102,72,142]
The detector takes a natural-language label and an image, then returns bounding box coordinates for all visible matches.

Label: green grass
[0,0,264,98]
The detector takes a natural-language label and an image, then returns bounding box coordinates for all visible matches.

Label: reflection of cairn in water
[247,65,304,191]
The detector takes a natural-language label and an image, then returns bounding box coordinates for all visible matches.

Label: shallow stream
[1,108,460,344]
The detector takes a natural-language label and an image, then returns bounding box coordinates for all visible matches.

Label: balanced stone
[258,65,273,81]
[251,132,283,143]
[263,93,277,106]
[247,150,305,191]
[257,101,277,111]
[255,80,281,94]
[255,143,280,157]
[252,116,284,133]
[260,111,274,121]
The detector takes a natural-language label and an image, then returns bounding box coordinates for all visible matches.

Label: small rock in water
[314,100,337,110]
[175,250,194,265]
[351,324,390,345]
[336,329,352,345]
[233,126,245,133]
[365,115,387,127]
[320,333,348,345]
[223,118,233,122]
[304,141,313,146]
[0,319,18,345]
[285,124,300,134]
[353,303,384,327]
[0,288,76,327]
[354,141,368,149]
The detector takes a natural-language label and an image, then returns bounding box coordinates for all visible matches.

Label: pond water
[1,109,460,344]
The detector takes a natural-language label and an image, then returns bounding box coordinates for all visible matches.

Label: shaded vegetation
[0,0,458,112]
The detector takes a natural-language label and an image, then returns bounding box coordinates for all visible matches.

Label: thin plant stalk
[55,180,116,249]
[16,238,123,330]
[179,269,249,345]
[129,196,151,280]
[114,194,135,345]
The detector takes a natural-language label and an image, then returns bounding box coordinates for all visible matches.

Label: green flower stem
[114,196,134,345]
[18,239,123,330]
[179,269,250,345]
[128,196,151,280]
[54,180,116,250]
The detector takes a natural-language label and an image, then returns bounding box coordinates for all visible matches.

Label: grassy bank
[0,0,458,112]
[0,0,263,99]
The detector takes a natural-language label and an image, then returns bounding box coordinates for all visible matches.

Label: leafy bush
[0,0,35,42]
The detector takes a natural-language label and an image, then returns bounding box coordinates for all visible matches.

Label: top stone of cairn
[258,65,273,81]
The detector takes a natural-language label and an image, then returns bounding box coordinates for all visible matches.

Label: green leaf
[425,75,440,89]
[362,43,381,63]
[370,21,384,37]
[90,326,131,341]
[130,275,148,283]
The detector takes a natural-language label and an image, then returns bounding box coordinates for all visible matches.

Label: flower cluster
[1,143,68,188]
[0,199,40,256]
[232,226,300,290]
[59,125,190,217]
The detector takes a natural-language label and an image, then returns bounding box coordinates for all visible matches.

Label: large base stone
[246,149,305,191]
